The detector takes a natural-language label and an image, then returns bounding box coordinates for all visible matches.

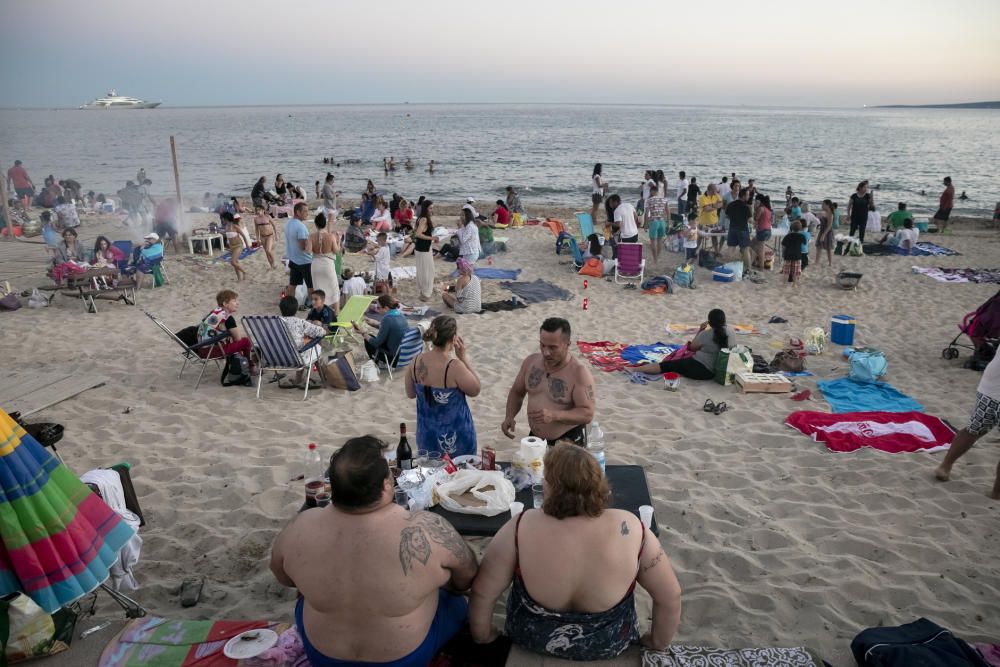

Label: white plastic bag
[435,469,516,517]
[28,288,49,309]
[358,360,379,383]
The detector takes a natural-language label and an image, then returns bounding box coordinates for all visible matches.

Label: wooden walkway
[0,236,49,283]
[0,371,108,417]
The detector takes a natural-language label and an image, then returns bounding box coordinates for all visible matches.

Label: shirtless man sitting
[502,317,596,446]
[270,436,479,667]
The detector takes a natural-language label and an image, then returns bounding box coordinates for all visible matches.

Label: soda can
[583,280,589,289]
[481,447,496,471]
[582,297,589,310]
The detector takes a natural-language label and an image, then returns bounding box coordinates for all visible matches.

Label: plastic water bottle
[587,423,606,475]
[305,442,321,467]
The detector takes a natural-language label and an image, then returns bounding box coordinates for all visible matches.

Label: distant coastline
[874,101,1000,109]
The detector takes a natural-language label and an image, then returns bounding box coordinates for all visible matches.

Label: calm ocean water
[0,104,996,216]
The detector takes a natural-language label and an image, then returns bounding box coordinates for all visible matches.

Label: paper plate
[223,629,278,659]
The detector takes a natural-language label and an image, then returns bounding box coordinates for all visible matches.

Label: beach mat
[862,241,960,257]
[450,267,522,280]
[665,323,762,336]
[499,279,573,303]
[643,645,828,667]
[912,267,1000,284]
[215,246,259,262]
[480,299,529,313]
[817,377,923,413]
[786,410,954,453]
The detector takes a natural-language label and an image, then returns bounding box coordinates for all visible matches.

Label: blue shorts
[295,590,468,667]
[727,228,750,249]
[648,219,667,239]
[676,199,687,215]
[755,229,772,242]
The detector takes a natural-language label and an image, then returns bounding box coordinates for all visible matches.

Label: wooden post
[169,136,185,236]
[0,166,14,241]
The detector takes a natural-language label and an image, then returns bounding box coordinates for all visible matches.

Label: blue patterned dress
[413,359,477,457]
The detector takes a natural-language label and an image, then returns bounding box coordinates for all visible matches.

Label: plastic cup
[638,505,654,529]
[394,488,409,508]
[531,484,544,509]
[509,501,524,518]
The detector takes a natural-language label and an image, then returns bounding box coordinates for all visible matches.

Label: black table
[430,464,659,537]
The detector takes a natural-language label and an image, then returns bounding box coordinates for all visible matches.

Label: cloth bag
[435,470,516,517]
[848,349,888,382]
[672,265,695,289]
[1,593,76,664]
[850,617,988,667]
[714,345,753,385]
[578,257,603,278]
[326,353,361,391]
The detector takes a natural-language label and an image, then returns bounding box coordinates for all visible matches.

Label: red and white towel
[785,410,954,453]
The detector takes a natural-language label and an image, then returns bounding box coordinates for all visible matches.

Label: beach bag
[673,264,695,289]
[772,349,806,372]
[326,352,361,391]
[640,275,674,294]
[698,249,721,269]
[851,618,988,667]
[714,345,753,385]
[579,257,603,278]
[848,349,888,382]
[1,592,77,664]
[27,289,49,309]
[435,469,516,517]
[220,354,252,387]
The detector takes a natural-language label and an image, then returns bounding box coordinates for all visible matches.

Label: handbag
[578,257,603,278]
[714,345,753,385]
[326,352,361,391]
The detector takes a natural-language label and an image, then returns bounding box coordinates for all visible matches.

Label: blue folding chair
[387,327,425,380]
[575,212,595,241]
[242,315,325,400]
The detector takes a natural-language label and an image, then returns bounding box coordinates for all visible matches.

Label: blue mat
[818,377,924,413]
[499,279,573,303]
[216,247,259,262]
[620,343,682,365]
[451,267,522,280]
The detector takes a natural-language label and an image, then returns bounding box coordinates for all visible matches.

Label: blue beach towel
[620,343,682,365]
[216,247,259,263]
[818,377,924,413]
[452,267,522,280]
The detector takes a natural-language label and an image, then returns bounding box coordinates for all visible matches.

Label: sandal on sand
[713,401,728,415]
[278,379,300,389]
[703,399,716,413]
[180,576,203,608]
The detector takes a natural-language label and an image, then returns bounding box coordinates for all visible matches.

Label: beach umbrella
[0,409,135,614]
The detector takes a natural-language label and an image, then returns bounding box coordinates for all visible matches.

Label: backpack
[579,257,604,278]
[698,249,721,269]
[220,354,252,387]
[672,265,695,289]
[851,618,988,667]
[848,349,887,382]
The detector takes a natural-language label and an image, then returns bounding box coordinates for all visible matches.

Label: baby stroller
[942,289,1000,362]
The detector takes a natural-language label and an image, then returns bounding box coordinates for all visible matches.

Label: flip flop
[624,371,649,385]
[703,399,716,413]
[180,576,203,608]
[713,402,728,415]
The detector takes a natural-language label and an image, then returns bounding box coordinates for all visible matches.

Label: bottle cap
[308,443,317,450]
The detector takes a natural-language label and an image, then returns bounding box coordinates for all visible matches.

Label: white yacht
[80,90,161,109]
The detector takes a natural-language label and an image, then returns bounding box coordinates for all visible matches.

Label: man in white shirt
[611,194,639,243]
[462,198,480,220]
[368,232,391,281]
[676,171,689,216]
[935,353,1000,499]
[340,268,368,307]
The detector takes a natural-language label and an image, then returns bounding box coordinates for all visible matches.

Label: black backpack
[439,243,459,261]
[220,354,252,387]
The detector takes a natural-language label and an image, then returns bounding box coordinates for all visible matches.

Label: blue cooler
[713,267,736,283]
[831,315,856,345]
[915,220,929,233]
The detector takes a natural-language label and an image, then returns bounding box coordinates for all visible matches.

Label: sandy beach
[3,204,998,667]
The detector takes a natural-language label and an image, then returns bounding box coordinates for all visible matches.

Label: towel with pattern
[913,267,1000,284]
[666,322,762,336]
[642,645,826,667]
[785,410,954,453]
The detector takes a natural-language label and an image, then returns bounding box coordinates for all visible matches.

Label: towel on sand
[785,410,954,453]
[818,377,923,413]
[480,300,529,313]
[499,279,573,303]
[666,322,761,336]
[451,267,522,280]
[216,246,259,262]
[577,341,629,372]
[620,343,682,365]
[913,267,1000,284]
[643,645,826,667]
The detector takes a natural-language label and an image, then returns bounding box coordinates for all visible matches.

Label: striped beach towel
[1,409,135,613]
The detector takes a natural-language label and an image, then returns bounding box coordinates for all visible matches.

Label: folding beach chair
[386,327,425,380]
[614,242,646,285]
[328,295,376,346]
[144,310,230,389]
[242,315,325,400]
[575,212,596,242]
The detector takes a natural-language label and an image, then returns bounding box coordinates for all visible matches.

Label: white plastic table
[188,233,223,256]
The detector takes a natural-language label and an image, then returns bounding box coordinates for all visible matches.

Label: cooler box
[712,267,736,283]
[831,315,856,345]
[722,261,744,280]
[915,220,929,233]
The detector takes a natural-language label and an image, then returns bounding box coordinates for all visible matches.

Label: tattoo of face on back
[548,377,568,401]
[527,366,544,389]
[399,526,431,575]
[398,513,472,575]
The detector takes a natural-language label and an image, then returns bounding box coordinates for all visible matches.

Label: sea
[1,104,996,217]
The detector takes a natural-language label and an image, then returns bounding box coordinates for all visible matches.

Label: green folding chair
[327,295,376,346]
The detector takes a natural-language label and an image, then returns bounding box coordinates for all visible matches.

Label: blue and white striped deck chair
[575,212,596,242]
[242,315,325,400]
[386,327,425,380]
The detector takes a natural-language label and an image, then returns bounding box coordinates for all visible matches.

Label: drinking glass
[531,483,544,509]
[394,488,410,508]
[315,493,331,508]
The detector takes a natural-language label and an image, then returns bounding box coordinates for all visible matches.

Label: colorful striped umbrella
[1,409,135,613]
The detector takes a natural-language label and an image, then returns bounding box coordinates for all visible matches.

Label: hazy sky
[1,0,997,108]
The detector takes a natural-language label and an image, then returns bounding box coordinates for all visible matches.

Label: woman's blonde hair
[542,442,609,519]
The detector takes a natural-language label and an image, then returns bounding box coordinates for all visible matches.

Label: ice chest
[713,267,736,283]
[734,372,792,393]
[831,315,856,345]
[915,220,929,232]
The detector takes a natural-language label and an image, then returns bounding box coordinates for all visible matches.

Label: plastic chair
[242,315,325,400]
[614,243,646,284]
[575,212,595,241]
[328,295,376,346]
[386,328,425,380]
[144,310,230,389]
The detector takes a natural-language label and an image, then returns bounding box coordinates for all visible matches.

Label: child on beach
[782,221,805,287]
[344,216,368,253]
[253,203,276,269]
[684,212,699,260]
[277,295,328,389]
[368,232,391,282]
[800,225,811,271]
[306,290,335,328]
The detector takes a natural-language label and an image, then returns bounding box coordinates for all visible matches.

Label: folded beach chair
[242,315,326,400]
[614,242,646,284]
[386,327,425,380]
[144,310,231,389]
[541,218,566,238]
[555,233,584,270]
[574,212,595,241]
[328,295,377,346]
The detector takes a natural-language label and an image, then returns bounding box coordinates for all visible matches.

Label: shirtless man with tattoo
[270,436,478,667]
[502,317,596,446]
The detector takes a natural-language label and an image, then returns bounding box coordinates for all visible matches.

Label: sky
[1,0,998,108]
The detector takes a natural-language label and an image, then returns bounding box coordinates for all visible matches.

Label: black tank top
[414,219,435,252]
